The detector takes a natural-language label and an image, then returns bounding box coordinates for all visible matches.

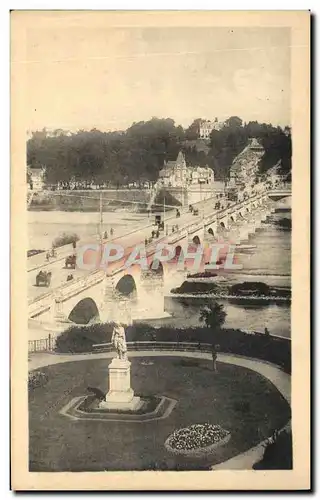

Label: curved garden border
[28,348,291,470]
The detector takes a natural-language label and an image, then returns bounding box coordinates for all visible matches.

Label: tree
[26,116,292,186]
[185,118,203,140]
[199,302,226,330]
[225,116,243,129]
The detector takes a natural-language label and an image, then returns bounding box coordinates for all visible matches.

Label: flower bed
[28,370,48,390]
[165,423,231,457]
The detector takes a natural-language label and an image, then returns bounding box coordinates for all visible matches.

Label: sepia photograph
[11,10,310,490]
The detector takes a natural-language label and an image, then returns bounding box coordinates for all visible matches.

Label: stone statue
[111,323,128,360]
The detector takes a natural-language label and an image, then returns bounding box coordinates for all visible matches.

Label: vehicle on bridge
[154,214,164,231]
[65,254,76,269]
[193,208,199,216]
[35,270,52,287]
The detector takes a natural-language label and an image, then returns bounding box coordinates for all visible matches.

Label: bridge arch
[174,245,183,259]
[149,259,164,276]
[230,215,235,223]
[68,297,100,325]
[208,227,214,237]
[192,235,201,246]
[115,274,137,299]
[142,259,165,280]
[220,221,226,229]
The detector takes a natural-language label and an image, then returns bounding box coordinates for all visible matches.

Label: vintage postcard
[11,10,310,491]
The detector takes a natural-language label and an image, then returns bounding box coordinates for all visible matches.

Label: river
[28,210,155,250]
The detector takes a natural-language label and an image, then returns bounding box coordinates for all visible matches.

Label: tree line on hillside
[27,116,291,187]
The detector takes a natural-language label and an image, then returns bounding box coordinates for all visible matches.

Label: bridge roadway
[28,193,228,302]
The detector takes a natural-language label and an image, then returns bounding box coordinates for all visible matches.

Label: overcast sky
[24,25,291,132]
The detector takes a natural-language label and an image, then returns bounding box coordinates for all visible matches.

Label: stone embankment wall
[28,190,152,211]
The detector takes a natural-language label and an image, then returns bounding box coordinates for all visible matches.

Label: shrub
[55,323,291,373]
[171,281,219,295]
[28,371,48,390]
[52,232,80,249]
[55,323,115,353]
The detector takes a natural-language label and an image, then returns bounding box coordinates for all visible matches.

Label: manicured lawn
[29,356,291,471]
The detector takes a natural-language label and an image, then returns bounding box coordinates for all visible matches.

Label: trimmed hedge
[55,322,291,373]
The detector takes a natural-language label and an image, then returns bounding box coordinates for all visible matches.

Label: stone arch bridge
[28,189,289,328]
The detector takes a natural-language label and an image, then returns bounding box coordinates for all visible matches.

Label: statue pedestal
[99,358,142,411]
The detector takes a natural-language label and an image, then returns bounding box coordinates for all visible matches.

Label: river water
[28,210,151,250]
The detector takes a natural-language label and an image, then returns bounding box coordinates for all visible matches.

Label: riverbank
[28,189,151,211]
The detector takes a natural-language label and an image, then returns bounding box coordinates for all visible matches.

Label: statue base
[99,358,142,411]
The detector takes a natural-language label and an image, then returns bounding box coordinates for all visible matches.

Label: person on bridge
[104,230,108,239]
[46,251,50,261]
[176,209,180,218]
[110,227,114,237]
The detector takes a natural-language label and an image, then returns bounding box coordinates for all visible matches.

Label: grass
[29,356,291,471]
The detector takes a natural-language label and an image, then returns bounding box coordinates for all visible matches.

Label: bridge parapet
[29,294,53,318]
[56,269,105,302]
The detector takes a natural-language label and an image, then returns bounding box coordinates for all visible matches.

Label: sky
[22,24,291,132]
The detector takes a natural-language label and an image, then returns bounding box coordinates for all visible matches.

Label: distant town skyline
[22,23,291,133]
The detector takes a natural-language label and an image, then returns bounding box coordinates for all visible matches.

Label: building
[229,138,264,191]
[199,118,224,139]
[27,166,46,191]
[190,166,214,185]
[158,151,214,188]
[158,151,189,187]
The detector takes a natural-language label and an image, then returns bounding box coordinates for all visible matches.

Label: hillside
[27,117,291,187]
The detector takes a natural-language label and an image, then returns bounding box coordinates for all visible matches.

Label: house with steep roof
[158,151,214,188]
